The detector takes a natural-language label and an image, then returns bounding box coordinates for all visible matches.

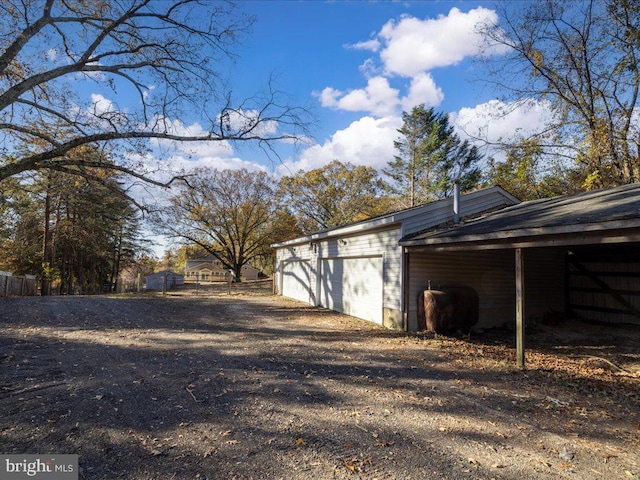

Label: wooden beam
[402,230,640,252]
[515,248,525,370]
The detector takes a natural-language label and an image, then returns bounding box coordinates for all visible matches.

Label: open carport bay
[0,287,638,479]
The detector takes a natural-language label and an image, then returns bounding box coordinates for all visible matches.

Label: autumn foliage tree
[279,160,390,234]
[155,168,282,280]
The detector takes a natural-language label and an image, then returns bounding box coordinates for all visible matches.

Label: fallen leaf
[296,437,306,446]
[376,439,395,447]
[343,462,356,472]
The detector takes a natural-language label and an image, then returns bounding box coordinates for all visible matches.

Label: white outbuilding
[272,186,518,329]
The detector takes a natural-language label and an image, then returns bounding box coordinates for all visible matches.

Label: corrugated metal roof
[401,183,640,246]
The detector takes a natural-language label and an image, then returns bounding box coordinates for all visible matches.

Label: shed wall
[276,227,402,326]
[408,250,515,330]
[407,248,566,331]
[523,248,566,322]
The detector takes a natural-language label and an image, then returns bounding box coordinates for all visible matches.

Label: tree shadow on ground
[0,294,638,479]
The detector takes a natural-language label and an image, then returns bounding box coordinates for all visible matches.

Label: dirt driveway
[1,284,639,479]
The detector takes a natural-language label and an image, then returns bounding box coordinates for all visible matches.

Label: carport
[400,184,640,369]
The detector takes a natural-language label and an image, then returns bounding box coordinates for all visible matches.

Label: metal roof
[271,185,519,248]
[400,183,640,249]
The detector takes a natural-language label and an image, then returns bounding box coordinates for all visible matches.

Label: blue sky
[70,0,553,253]
[124,0,550,180]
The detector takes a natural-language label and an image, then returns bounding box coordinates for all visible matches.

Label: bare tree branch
[0,0,311,188]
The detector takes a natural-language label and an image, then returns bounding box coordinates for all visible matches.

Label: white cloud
[45,48,58,62]
[379,7,504,77]
[147,117,234,157]
[401,73,444,111]
[277,115,402,175]
[345,39,381,52]
[90,93,115,115]
[318,76,400,117]
[221,109,279,137]
[86,93,128,127]
[358,58,381,79]
[452,99,555,145]
[319,7,506,118]
[318,87,343,108]
[142,84,155,101]
[166,154,267,174]
[123,150,268,209]
[451,98,556,163]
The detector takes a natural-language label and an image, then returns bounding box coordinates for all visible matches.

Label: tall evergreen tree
[383,105,481,208]
[0,156,144,294]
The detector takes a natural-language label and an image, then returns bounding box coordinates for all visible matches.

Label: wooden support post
[515,248,525,370]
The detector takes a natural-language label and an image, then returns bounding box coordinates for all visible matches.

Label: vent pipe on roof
[453,180,460,224]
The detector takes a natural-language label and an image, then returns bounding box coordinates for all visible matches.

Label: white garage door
[319,256,383,324]
[281,260,313,304]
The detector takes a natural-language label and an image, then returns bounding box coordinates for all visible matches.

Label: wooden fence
[0,272,37,296]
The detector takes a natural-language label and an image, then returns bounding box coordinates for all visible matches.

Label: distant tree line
[0,151,151,294]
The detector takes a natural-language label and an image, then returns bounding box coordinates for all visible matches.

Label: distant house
[185,257,259,281]
[145,270,184,291]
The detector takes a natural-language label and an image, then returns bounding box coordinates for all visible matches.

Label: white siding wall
[315,227,402,311]
[276,227,402,316]
[319,256,384,324]
[276,244,316,301]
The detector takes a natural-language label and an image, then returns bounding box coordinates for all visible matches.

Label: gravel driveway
[1,286,638,479]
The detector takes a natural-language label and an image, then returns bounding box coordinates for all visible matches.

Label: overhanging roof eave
[401,220,640,250]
